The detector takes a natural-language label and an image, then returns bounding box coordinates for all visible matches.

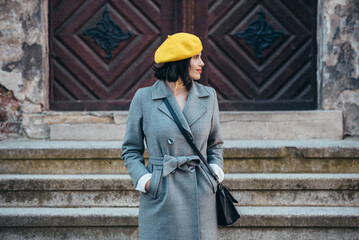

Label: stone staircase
[1,139,359,239]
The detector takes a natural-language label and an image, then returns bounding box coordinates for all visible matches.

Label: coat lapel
[152,80,210,137]
[183,81,210,127]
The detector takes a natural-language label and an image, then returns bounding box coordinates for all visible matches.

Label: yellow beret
[154,33,203,63]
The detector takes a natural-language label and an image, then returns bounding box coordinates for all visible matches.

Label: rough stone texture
[320,0,359,137]
[0,227,358,240]
[219,110,342,140]
[0,86,20,138]
[1,173,358,191]
[0,207,139,227]
[1,187,358,208]
[0,207,358,227]
[0,139,358,174]
[25,110,345,140]
[50,124,125,140]
[0,0,48,140]
[219,228,359,240]
[0,174,358,208]
[0,227,139,240]
[22,112,115,139]
[114,112,129,125]
[0,174,135,191]
[0,159,127,174]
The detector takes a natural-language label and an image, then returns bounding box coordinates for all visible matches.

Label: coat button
[189,166,195,173]
[167,137,175,145]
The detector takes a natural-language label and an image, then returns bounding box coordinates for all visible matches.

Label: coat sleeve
[206,88,224,169]
[121,89,149,187]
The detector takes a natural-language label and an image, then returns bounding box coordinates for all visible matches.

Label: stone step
[1,139,358,174]
[1,174,358,207]
[23,110,343,140]
[0,207,358,239]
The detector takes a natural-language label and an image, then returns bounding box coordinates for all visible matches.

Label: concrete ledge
[0,207,358,227]
[0,227,140,240]
[50,124,126,141]
[0,208,138,227]
[1,227,358,240]
[1,139,358,159]
[25,110,343,140]
[235,207,359,227]
[1,174,358,208]
[1,139,358,174]
[219,110,343,140]
[226,173,359,190]
[22,112,116,139]
[219,228,359,240]
[1,174,358,191]
[223,139,359,158]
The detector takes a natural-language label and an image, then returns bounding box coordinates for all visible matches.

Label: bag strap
[163,98,220,184]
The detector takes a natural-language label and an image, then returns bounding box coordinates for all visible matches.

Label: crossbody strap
[163,98,220,184]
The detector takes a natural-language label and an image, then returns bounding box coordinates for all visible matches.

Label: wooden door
[50,0,174,110]
[207,0,317,110]
[50,0,317,111]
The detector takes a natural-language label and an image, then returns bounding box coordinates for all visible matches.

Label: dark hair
[153,58,192,90]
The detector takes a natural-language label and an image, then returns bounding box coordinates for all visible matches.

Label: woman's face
[189,52,204,80]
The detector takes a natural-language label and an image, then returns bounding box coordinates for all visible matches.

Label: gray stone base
[0,227,139,240]
[1,139,358,174]
[0,207,358,240]
[1,173,358,208]
[219,228,359,240]
[22,110,343,140]
[1,227,358,240]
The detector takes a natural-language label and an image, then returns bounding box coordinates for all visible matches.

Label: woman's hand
[145,179,151,191]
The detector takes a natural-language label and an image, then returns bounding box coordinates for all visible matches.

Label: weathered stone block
[114,112,128,124]
[320,0,359,137]
[0,86,20,135]
[1,139,358,174]
[0,207,358,227]
[0,174,358,208]
[220,111,343,140]
[23,110,344,140]
[50,124,125,140]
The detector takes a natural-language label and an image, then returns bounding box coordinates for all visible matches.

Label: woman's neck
[165,79,188,96]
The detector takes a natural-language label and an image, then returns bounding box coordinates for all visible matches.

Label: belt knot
[162,155,201,176]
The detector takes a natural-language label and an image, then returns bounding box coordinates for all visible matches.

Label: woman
[121,32,224,240]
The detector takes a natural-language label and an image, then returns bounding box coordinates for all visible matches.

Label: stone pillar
[319,0,359,137]
[0,0,48,139]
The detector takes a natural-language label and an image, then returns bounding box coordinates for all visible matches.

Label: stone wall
[319,0,359,137]
[0,85,20,139]
[0,0,48,139]
[0,0,358,139]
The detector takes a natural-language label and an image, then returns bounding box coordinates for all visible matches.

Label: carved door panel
[50,0,317,111]
[50,0,174,110]
[207,0,317,110]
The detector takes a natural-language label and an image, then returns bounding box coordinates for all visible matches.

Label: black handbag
[163,98,240,226]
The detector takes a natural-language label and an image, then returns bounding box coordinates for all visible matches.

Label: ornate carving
[83,8,132,59]
[235,10,283,59]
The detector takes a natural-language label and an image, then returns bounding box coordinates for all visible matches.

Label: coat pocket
[200,165,218,193]
[147,165,163,198]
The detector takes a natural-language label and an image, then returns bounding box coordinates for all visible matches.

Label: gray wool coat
[121,79,224,240]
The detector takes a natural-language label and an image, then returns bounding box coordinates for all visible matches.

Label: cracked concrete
[320,0,359,137]
[0,0,48,139]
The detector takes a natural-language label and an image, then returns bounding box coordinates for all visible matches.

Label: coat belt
[148,155,201,177]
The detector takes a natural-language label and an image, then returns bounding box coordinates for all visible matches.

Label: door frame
[43,0,325,111]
